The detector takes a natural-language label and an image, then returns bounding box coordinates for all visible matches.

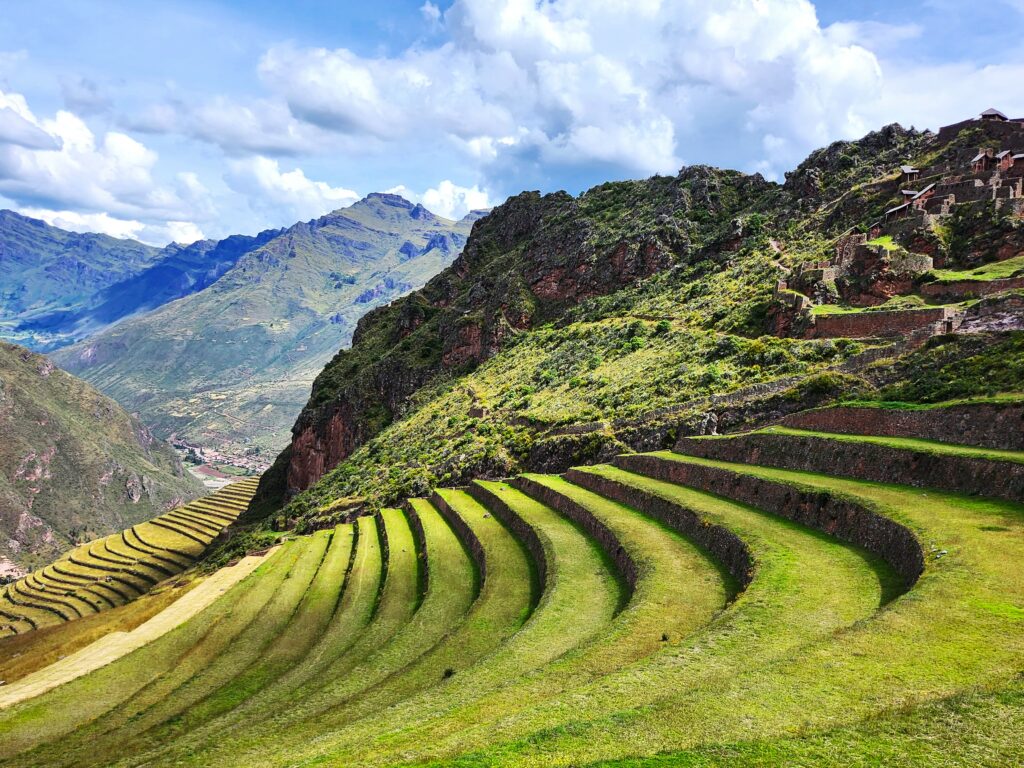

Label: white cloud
[226,156,360,224]
[0,87,210,244]
[421,1,442,25]
[249,0,889,180]
[388,180,492,219]
[18,208,205,245]
[0,90,60,149]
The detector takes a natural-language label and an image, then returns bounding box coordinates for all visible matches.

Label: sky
[1,0,1022,245]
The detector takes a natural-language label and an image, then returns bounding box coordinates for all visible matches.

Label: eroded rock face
[267,173,746,498]
[287,408,362,493]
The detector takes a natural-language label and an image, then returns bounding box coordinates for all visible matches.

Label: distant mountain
[0,341,204,578]
[0,210,281,351]
[53,194,482,464]
[0,211,163,350]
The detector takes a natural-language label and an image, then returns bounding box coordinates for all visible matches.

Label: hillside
[53,195,481,466]
[258,115,1024,524]
[0,211,282,352]
[1,404,1022,766]
[0,342,203,578]
[1,112,1023,767]
[0,211,164,350]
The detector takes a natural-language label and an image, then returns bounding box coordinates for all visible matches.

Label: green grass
[274,480,628,767]
[513,451,1024,766]
[864,235,899,251]
[5,430,1024,767]
[833,392,1024,409]
[145,502,477,767]
[0,541,296,763]
[168,490,534,768]
[0,480,258,637]
[324,473,735,767]
[326,465,893,768]
[749,425,1024,465]
[929,252,1024,283]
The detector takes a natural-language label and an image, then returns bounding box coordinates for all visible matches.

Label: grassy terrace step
[71,532,341,764]
[0,542,292,762]
[496,452,1024,766]
[69,533,329,758]
[0,481,258,637]
[264,480,625,768]
[0,553,272,710]
[134,500,477,767]
[131,516,382,757]
[675,426,1024,504]
[0,578,208,686]
[778,398,1024,452]
[166,492,526,768]
[357,466,896,767]
[326,474,734,768]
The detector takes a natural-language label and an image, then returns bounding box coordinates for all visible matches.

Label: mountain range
[49,195,482,464]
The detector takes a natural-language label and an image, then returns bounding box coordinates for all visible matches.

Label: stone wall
[920,276,1024,302]
[614,453,924,589]
[565,467,753,590]
[807,307,954,339]
[512,475,639,594]
[779,403,1024,451]
[674,431,1024,505]
[467,482,547,600]
[429,491,486,590]
[401,502,429,603]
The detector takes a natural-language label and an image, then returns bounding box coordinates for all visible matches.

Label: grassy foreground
[0,428,1021,767]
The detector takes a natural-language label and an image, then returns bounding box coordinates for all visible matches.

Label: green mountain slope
[52,195,480,466]
[0,211,164,349]
[260,118,1024,520]
[0,342,203,577]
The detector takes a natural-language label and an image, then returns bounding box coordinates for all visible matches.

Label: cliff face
[268,169,777,499]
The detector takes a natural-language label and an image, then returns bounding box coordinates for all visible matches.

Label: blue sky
[1,0,1022,244]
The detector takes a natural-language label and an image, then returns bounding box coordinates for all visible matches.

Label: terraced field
[1,411,1022,767]
[0,479,259,637]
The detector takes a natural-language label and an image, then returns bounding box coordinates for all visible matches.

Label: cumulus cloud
[0,90,61,149]
[127,95,330,156]
[17,207,205,244]
[246,0,891,182]
[225,156,360,224]
[386,180,492,219]
[0,87,211,243]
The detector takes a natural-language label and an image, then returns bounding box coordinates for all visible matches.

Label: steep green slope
[0,342,203,577]
[53,194,479,464]
[263,117,1024,522]
[0,211,164,350]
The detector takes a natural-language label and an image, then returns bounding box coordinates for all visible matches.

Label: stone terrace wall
[401,502,429,602]
[467,482,547,600]
[779,404,1024,451]
[565,467,752,590]
[430,491,487,590]
[920,276,1024,302]
[808,307,954,339]
[674,431,1024,505]
[512,475,639,594]
[615,453,924,589]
